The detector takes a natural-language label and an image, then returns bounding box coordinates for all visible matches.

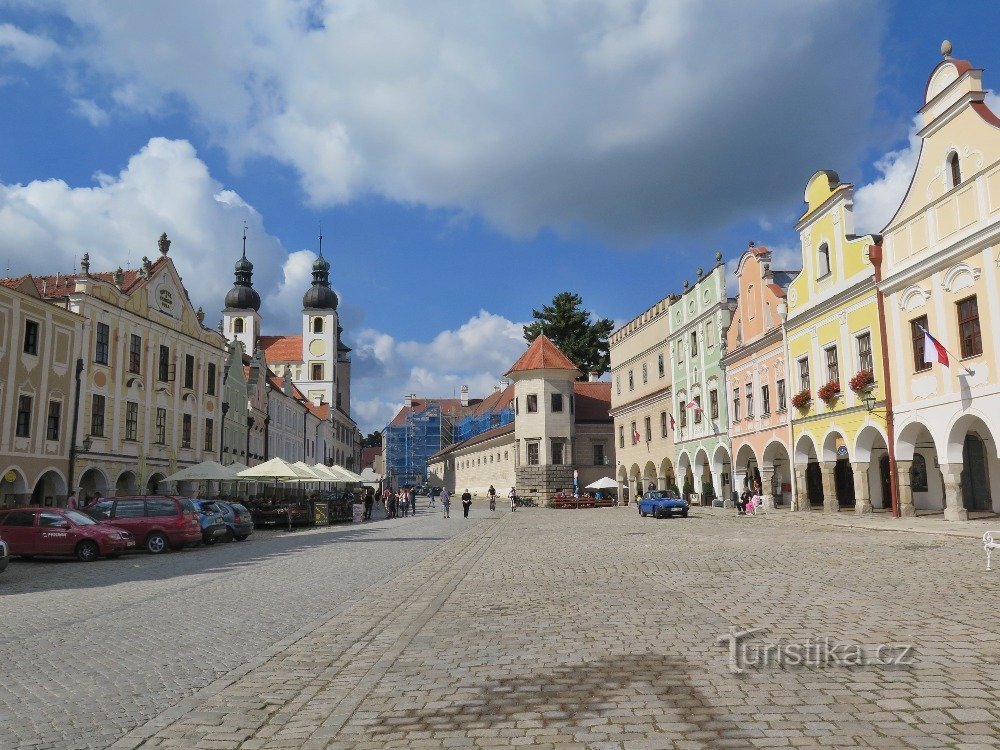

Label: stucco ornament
[941,262,981,293]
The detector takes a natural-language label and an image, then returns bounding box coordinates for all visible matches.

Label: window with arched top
[817,243,831,278]
[233,318,244,334]
[948,151,961,188]
[313,318,324,333]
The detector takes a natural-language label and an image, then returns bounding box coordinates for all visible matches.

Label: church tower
[222,228,261,353]
[300,234,339,407]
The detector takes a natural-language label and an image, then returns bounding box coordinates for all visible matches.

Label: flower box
[849,369,875,393]
[791,389,811,409]
[817,380,841,403]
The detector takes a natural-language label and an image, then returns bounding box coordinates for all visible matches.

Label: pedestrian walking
[488,485,496,512]
[440,488,451,518]
[429,488,436,508]
[388,490,398,519]
[65,493,78,510]
[509,486,517,512]
[408,486,416,516]
[399,489,409,517]
[462,489,472,519]
[363,486,374,521]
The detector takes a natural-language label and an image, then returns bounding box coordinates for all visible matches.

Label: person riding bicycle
[509,486,517,511]
[488,484,496,511]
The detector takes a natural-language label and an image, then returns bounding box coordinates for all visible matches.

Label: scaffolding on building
[384,402,456,488]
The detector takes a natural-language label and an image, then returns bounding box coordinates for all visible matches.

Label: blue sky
[0,1,998,432]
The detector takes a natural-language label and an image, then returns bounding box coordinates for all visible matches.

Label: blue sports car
[638,490,689,519]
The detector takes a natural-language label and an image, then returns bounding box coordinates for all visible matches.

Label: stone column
[761,467,776,510]
[895,460,916,517]
[852,462,872,514]
[793,466,809,511]
[941,464,968,522]
[819,461,838,513]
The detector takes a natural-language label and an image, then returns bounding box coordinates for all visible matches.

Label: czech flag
[923,328,949,367]
[685,400,703,413]
[669,413,676,430]
[632,425,641,443]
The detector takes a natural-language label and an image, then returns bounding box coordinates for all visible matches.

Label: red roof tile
[388,398,472,427]
[505,335,581,376]
[259,336,303,363]
[573,381,612,422]
[469,385,514,416]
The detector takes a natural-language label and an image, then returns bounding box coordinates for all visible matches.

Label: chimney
[404,394,413,408]
[460,385,469,407]
[588,372,600,383]
[493,385,501,394]
[312,395,322,407]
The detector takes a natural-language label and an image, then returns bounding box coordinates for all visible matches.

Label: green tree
[362,431,383,448]
[523,292,614,377]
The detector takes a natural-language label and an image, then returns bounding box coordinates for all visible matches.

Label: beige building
[428,336,614,504]
[0,278,84,507]
[22,234,229,500]
[608,294,676,502]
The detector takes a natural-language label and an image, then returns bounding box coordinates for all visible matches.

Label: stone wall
[516,465,574,506]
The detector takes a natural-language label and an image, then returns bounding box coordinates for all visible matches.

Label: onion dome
[302,234,338,310]
[225,231,261,311]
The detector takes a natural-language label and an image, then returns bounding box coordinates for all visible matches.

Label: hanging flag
[685,400,703,413]
[669,413,676,430]
[922,327,949,367]
[632,425,641,443]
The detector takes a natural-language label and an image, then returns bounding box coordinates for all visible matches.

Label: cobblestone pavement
[103,504,1000,750]
[11,508,1000,750]
[0,499,479,750]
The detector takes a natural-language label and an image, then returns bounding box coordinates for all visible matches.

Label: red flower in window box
[790,389,811,409]
[849,369,874,393]
[817,380,841,403]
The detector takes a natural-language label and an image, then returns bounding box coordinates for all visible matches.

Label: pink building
[722,244,796,506]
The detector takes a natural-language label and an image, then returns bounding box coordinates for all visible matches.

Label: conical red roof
[505,335,581,376]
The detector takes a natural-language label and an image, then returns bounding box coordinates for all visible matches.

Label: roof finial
[748,240,755,248]
[318,223,324,258]
[242,221,248,259]
[158,232,170,256]
[81,253,90,276]
[941,39,953,59]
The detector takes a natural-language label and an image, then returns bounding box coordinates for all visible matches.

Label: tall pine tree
[523,292,614,378]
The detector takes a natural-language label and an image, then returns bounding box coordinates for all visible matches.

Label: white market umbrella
[333,465,364,482]
[164,460,241,482]
[310,464,344,482]
[586,477,620,490]
[237,457,300,480]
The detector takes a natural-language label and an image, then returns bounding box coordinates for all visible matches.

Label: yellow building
[785,171,888,514]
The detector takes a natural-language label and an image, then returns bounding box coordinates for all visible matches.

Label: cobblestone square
[24,503,989,750]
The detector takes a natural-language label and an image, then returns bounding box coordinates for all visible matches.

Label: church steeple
[302,229,338,310]
[225,224,261,311]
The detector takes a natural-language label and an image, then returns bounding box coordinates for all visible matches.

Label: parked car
[0,507,135,561]
[216,501,254,541]
[0,534,9,574]
[85,496,202,553]
[188,499,229,544]
[638,490,690,519]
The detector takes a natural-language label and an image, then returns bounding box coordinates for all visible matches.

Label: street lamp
[81,435,93,452]
[861,391,877,413]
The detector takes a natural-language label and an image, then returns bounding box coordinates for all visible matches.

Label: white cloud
[0,23,59,66]
[31,1,884,243]
[852,120,921,234]
[0,136,299,331]
[71,97,109,127]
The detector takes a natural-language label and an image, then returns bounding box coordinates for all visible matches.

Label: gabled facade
[608,294,675,502]
[669,259,735,504]
[880,44,1000,520]
[29,234,228,500]
[786,172,887,515]
[722,244,795,507]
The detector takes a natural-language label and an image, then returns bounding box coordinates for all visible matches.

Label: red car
[84,496,202,553]
[0,507,135,561]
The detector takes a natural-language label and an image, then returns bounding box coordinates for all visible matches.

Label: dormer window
[948,151,961,188]
[233,318,244,334]
[817,243,831,278]
[313,318,324,333]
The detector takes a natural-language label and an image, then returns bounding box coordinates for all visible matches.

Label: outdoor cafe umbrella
[585,477,620,490]
[236,457,300,480]
[163,459,240,483]
[331,465,364,482]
